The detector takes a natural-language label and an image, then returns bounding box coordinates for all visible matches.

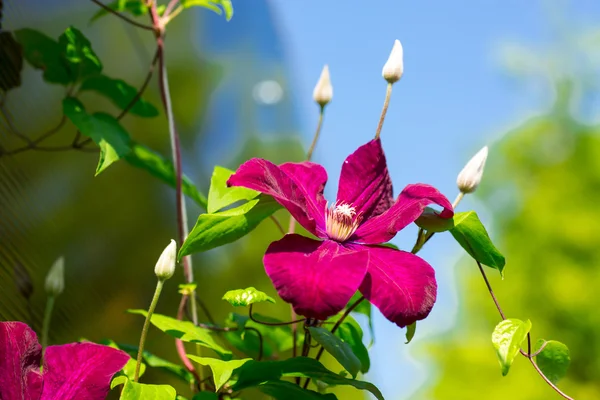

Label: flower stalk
[41,296,55,351]
[134,279,164,382]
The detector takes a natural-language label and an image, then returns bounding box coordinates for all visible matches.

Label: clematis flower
[227,139,454,327]
[0,321,129,400]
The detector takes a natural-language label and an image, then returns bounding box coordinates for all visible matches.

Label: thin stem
[306,106,325,161]
[269,215,286,236]
[116,47,160,120]
[474,258,505,320]
[163,0,180,17]
[527,355,573,400]
[452,192,465,209]
[41,296,55,351]
[134,279,164,381]
[245,327,264,361]
[249,304,305,326]
[33,115,67,144]
[161,5,184,26]
[301,326,311,357]
[176,295,200,381]
[374,83,393,140]
[90,0,156,31]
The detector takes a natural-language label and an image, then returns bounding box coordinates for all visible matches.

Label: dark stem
[90,0,156,31]
[249,304,306,326]
[269,215,286,236]
[116,47,160,120]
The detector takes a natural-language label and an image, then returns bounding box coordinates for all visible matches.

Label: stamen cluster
[325,202,361,242]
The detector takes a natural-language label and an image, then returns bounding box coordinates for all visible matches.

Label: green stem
[306,106,325,161]
[374,83,393,140]
[134,279,164,382]
[41,296,55,351]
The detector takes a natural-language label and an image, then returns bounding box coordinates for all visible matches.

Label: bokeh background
[2,0,600,399]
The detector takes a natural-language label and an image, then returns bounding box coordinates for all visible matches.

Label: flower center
[325,202,361,242]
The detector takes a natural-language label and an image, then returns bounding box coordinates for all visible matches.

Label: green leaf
[63,97,131,175]
[534,339,570,384]
[120,380,177,400]
[80,75,158,117]
[222,287,275,307]
[191,393,218,400]
[333,314,370,373]
[347,292,374,345]
[181,0,234,20]
[207,166,258,213]
[308,327,361,378]
[405,322,416,344]
[491,318,532,376]
[224,313,294,359]
[58,26,102,80]
[14,28,72,84]
[257,380,337,399]
[186,356,251,391]
[123,142,207,208]
[232,357,383,400]
[91,0,148,22]
[449,211,506,275]
[179,195,281,257]
[115,342,195,384]
[415,206,456,233]
[128,310,232,359]
[110,357,145,389]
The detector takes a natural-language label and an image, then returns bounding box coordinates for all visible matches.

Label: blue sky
[266,1,600,398]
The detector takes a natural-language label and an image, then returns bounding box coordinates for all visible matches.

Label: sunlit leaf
[80,75,158,117]
[119,379,176,400]
[181,0,233,21]
[128,310,232,359]
[232,357,383,400]
[207,166,258,213]
[186,355,251,391]
[491,318,531,376]
[222,287,275,307]
[534,339,570,384]
[14,28,72,84]
[63,97,131,175]
[58,26,102,80]
[449,211,506,275]
[308,327,361,378]
[405,322,416,344]
[123,142,207,208]
[179,196,281,257]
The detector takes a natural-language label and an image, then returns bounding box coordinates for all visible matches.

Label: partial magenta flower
[0,321,129,400]
[227,139,453,327]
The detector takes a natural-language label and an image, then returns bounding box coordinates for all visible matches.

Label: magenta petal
[357,245,437,327]
[0,322,43,400]
[228,159,327,236]
[264,234,369,320]
[41,342,129,400]
[336,139,393,219]
[354,183,453,244]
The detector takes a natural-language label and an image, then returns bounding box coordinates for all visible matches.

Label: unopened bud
[456,146,489,194]
[312,65,332,107]
[382,39,404,83]
[155,240,177,281]
[45,257,64,297]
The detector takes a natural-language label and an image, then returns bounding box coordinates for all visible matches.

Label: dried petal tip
[313,65,333,107]
[45,257,64,297]
[456,146,489,194]
[155,239,177,281]
[382,39,404,83]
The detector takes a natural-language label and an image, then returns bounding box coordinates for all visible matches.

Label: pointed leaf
[63,97,131,175]
[208,166,258,213]
[80,75,158,117]
[181,0,234,21]
[124,142,207,208]
[186,356,251,391]
[222,287,275,307]
[535,339,570,384]
[491,318,531,376]
[120,380,177,400]
[449,211,506,275]
[58,26,102,80]
[179,196,281,257]
[308,327,361,378]
[128,310,231,359]
[232,357,383,400]
[405,322,416,344]
[14,28,72,84]
[332,314,370,373]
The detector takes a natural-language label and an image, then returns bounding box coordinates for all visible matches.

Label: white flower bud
[382,39,404,83]
[456,146,489,194]
[312,65,332,107]
[45,257,64,297]
[155,240,177,281]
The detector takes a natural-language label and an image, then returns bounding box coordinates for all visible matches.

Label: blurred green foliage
[425,81,600,399]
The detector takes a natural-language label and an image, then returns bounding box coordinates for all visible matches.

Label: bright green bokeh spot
[207,166,258,213]
[222,287,275,307]
[491,318,532,376]
[186,355,251,391]
[308,327,361,378]
[450,211,506,275]
[535,339,570,384]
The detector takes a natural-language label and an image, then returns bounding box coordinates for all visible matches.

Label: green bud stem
[374,83,393,140]
[41,295,55,352]
[134,279,164,382]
